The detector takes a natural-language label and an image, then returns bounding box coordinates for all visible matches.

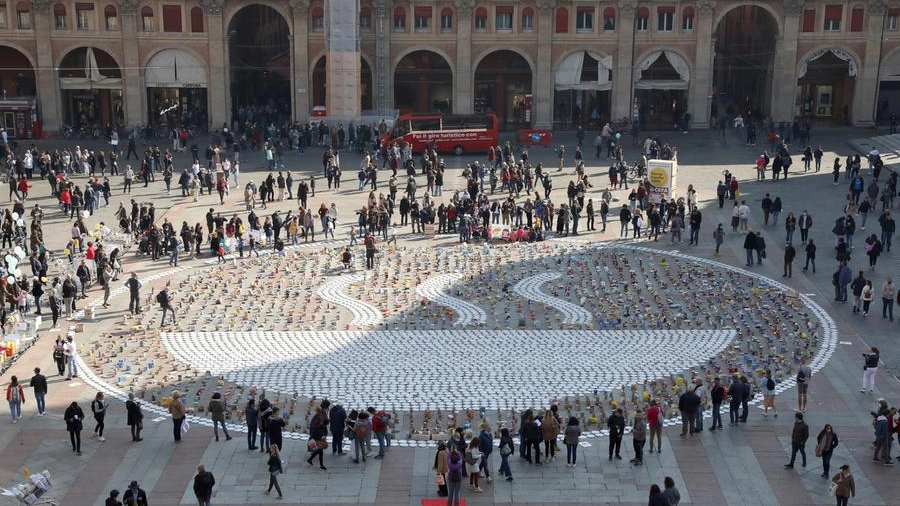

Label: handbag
[317,439,328,450]
[181,419,191,434]
[435,473,445,486]
[828,481,838,497]
[307,440,318,451]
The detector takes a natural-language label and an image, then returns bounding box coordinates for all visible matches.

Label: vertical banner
[646,159,677,202]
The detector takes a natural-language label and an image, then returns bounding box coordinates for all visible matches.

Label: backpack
[354,422,368,439]
[156,291,164,304]
[9,385,19,403]
[797,369,806,383]
[500,442,512,457]
[464,450,478,465]
[766,377,775,391]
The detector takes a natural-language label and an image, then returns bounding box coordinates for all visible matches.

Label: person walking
[122,481,149,506]
[759,370,777,417]
[881,278,895,321]
[816,424,839,478]
[193,465,216,506]
[862,347,880,393]
[784,412,809,469]
[831,465,855,506]
[803,239,817,273]
[208,392,232,442]
[29,368,47,416]
[477,423,494,481]
[861,281,874,316]
[157,287,176,327]
[91,392,109,442]
[713,224,725,256]
[168,390,187,442]
[709,377,725,431]
[497,428,514,481]
[64,401,85,455]
[563,416,581,466]
[661,476,681,506]
[125,392,143,441]
[265,444,284,499]
[796,359,812,412]
[306,406,328,470]
[6,375,25,423]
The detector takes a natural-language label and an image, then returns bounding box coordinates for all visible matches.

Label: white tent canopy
[797,48,858,80]
[555,51,613,91]
[633,50,690,90]
[58,47,122,90]
[144,49,208,88]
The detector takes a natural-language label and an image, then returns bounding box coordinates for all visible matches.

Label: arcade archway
[228,4,291,124]
[634,50,690,130]
[0,46,37,139]
[58,47,123,128]
[311,56,374,112]
[394,50,453,114]
[797,49,857,124]
[474,50,533,130]
[713,4,778,123]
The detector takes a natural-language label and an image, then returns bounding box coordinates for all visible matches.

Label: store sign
[146,83,206,89]
[646,159,677,199]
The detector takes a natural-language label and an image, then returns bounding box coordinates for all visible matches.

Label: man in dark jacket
[783,242,797,277]
[193,465,215,506]
[329,404,347,455]
[743,230,758,266]
[607,408,625,460]
[785,413,810,468]
[728,374,745,425]
[678,388,701,436]
[122,480,149,506]
[29,367,47,416]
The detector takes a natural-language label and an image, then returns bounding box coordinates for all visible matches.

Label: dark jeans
[130,422,142,441]
[526,440,541,463]
[478,452,491,477]
[729,403,741,424]
[247,424,257,448]
[69,429,82,451]
[633,439,645,461]
[332,431,344,453]
[712,402,723,428]
[740,399,749,422]
[822,450,833,475]
[566,443,578,464]
[788,442,806,466]
[173,417,184,441]
[609,436,622,457]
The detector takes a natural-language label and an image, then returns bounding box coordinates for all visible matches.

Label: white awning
[58,47,122,90]
[797,48,857,80]
[145,49,208,88]
[634,50,690,90]
[555,51,613,91]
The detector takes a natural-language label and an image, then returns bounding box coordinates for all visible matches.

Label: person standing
[29,368,47,416]
[193,465,216,506]
[881,278,895,321]
[208,392,232,442]
[796,359,812,412]
[168,390,186,442]
[798,210,813,243]
[329,403,346,455]
[446,450,464,506]
[125,272,142,315]
[364,233,377,269]
[709,377,725,431]
[244,399,258,450]
[91,392,109,442]
[647,399,663,451]
[661,476,681,506]
[465,438,483,492]
[122,481,149,506]
[607,408,625,460]
[306,406,328,470]
[743,230,757,267]
[831,465,855,506]
[64,401,85,455]
[815,424,839,478]
[803,239,817,273]
[783,242,796,278]
[64,334,78,380]
[6,375,25,423]
[784,412,809,468]
[52,336,66,375]
[267,407,285,452]
[759,370,777,417]
[727,374,744,425]
[631,409,647,466]
[125,392,143,442]
[862,347,880,393]
[563,416,581,466]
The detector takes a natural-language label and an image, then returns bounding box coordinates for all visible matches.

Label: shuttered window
[162,4,181,32]
[849,7,863,32]
[801,8,815,32]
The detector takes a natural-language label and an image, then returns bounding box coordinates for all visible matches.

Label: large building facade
[2,0,900,137]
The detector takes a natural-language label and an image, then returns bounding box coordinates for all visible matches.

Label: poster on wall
[646,159,677,204]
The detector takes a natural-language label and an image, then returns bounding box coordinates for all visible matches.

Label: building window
[190,6,203,32]
[636,6,648,31]
[311,6,323,31]
[495,6,512,30]
[603,7,615,31]
[76,3,93,30]
[359,6,371,28]
[889,8,899,31]
[394,6,405,31]
[440,7,452,31]
[414,6,431,31]
[15,1,30,29]
[104,4,117,30]
[824,4,841,31]
[657,7,674,31]
[576,7,593,31]
[54,3,67,29]
[802,8,815,32]
[0,3,6,28]
[474,7,486,31]
[682,6,694,31]
[849,7,863,32]
[162,4,180,32]
[555,6,568,33]
[521,7,533,31]
[141,6,153,31]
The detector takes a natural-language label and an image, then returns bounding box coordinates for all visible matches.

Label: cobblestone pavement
[1,126,899,506]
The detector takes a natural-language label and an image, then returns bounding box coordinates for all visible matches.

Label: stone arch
[472,46,535,75]
[223,1,292,37]
[713,1,783,36]
[142,46,208,73]
[796,45,862,79]
[0,42,36,69]
[55,44,122,70]
[392,46,456,79]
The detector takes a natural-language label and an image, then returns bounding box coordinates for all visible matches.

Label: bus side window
[394,120,410,137]
[411,119,440,132]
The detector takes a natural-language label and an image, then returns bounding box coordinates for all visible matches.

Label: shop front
[796,48,857,124]
[144,49,209,130]
[554,50,613,130]
[634,50,690,131]
[0,97,37,139]
[58,47,123,129]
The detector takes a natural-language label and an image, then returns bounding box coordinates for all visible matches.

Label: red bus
[384,113,499,155]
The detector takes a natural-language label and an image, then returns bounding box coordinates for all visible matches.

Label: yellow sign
[648,167,669,187]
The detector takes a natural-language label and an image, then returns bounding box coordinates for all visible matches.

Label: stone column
[454,0,474,114]
[203,0,226,129]
[855,0,887,126]
[533,0,556,129]
[290,0,311,123]
[771,0,803,123]
[689,1,715,129]
[31,0,61,132]
[612,0,636,122]
[325,0,361,119]
[374,0,391,115]
[119,0,143,126]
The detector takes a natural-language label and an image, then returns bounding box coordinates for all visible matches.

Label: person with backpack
[157,287,176,327]
[497,428,514,481]
[446,450,464,506]
[6,375,25,423]
[759,370,778,417]
[192,465,216,506]
[477,423,494,482]
[352,412,370,464]
[368,407,389,459]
